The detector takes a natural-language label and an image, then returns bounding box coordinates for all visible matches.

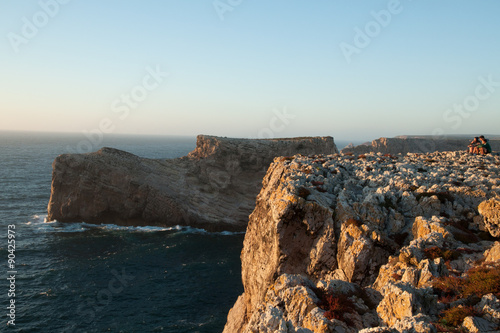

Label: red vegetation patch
[440,306,480,327]
[423,246,459,261]
[432,263,500,303]
[323,294,356,321]
[311,181,324,186]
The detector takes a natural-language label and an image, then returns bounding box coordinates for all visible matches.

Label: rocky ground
[224,151,500,332]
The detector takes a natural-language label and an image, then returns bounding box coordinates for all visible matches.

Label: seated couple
[468,135,492,155]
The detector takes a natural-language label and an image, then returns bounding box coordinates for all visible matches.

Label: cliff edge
[342,137,500,155]
[47,135,337,231]
[224,151,500,332]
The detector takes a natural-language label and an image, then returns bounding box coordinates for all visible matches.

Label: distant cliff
[47,135,337,231]
[342,137,500,155]
[224,151,500,332]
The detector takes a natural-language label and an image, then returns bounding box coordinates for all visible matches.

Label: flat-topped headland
[342,136,500,155]
[47,135,337,231]
[224,151,500,332]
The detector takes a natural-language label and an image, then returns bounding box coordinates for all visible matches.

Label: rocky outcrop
[479,199,500,237]
[47,135,337,231]
[224,151,500,332]
[342,137,500,155]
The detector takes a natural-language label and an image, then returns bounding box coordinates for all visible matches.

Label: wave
[26,215,244,235]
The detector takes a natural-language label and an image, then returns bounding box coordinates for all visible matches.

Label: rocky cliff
[342,137,500,155]
[47,135,337,231]
[224,151,500,332]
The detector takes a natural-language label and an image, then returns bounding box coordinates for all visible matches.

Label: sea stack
[47,135,337,231]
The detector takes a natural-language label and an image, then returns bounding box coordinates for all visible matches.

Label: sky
[1,0,499,142]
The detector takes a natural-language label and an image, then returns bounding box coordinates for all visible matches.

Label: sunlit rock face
[224,150,500,332]
[47,135,337,231]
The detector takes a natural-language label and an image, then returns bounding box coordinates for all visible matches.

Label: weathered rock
[484,242,500,262]
[478,198,500,238]
[392,314,436,333]
[376,283,436,326]
[225,151,500,332]
[462,316,498,333]
[477,294,500,325]
[47,135,337,231]
[412,216,450,240]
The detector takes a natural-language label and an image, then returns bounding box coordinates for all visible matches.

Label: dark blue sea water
[0,131,245,333]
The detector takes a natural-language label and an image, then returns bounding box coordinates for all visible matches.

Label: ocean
[0,131,353,332]
[0,131,244,333]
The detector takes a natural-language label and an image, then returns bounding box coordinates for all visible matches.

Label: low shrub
[463,265,500,298]
[432,263,500,302]
[434,322,466,333]
[312,287,356,323]
[433,276,463,302]
[323,293,356,322]
[423,246,460,261]
[440,306,479,327]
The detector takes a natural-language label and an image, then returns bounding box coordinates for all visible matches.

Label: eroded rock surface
[225,151,500,332]
[47,135,337,231]
[479,198,500,237]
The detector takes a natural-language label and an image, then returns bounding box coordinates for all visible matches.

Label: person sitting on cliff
[477,135,492,155]
[468,137,480,154]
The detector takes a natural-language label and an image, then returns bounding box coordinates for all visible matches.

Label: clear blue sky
[1,0,499,142]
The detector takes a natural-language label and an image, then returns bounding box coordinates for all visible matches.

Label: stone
[478,199,500,238]
[412,216,450,240]
[484,242,500,262]
[376,283,436,326]
[462,316,498,333]
[392,314,436,333]
[477,294,500,324]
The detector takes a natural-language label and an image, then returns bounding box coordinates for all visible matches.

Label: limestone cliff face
[224,151,500,332]
[342,137,500,155]
[47,135,337,231]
